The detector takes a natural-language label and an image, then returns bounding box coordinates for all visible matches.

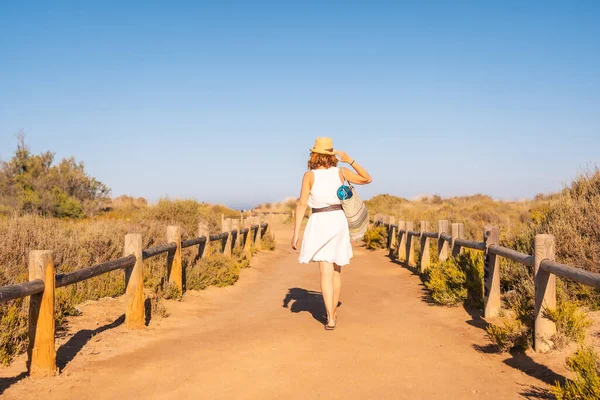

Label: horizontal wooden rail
[142,243,178,260]
[421,231,439,239]
[181,236,207,249]
[0,212,275,379]
[375,214,600,353]
[56,255,137,288]
[541,260,600,289]
[439,233,452,243]
[210,232,229,241]
[489,245,534,268]
[454,238,485,251]
[0,279,45,302]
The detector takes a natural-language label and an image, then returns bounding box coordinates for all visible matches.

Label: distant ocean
[225,202,257,212]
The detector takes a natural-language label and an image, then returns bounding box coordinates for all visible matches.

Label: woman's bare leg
[319,262,335,326]
[332,263,342,320]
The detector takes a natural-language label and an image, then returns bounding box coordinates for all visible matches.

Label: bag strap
[340,168,354,189]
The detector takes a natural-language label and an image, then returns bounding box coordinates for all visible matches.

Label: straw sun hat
[310,137,335,155]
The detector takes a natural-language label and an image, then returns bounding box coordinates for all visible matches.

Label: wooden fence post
[420,221,430,273]
[451,223,464,257]
[243,222,253,258]
[239,217,244,243]
[483,226,500,318]
[405,221,415,266]
[388,216,397,252]
[438,220,449,262]
[28,250,56,377]
[397,221,406,261]
[255,216,262,250]
[198,222,211,258]
[166,226,183,294]
[222,218,233,256]
[266,214,273,235]
[534,234,556,352]
[124,234,144,329]
[231,219,240,249]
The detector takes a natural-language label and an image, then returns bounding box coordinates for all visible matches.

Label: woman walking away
[292,137,372,330]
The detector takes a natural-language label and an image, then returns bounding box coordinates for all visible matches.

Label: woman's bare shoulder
[303,170,315,184]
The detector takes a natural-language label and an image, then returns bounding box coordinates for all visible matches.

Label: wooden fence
[373,215,600,352]
[0,213,274,377]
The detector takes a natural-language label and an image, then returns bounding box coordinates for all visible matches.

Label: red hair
[308,152,338,170]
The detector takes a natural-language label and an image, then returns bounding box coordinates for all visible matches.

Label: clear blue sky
[1,1,599,209]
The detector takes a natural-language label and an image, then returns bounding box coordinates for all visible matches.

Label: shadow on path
[504,351,565,387]
[464,306,489,331]
[471,345,564,398]
[0,372,28,396]
[383,248,565,396]
[283,288,341,325]
[0,315,126,395]
[57,314,125,371]
[519,384,555,400]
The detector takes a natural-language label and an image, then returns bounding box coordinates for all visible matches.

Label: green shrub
[545,301,593,350]
[460,250,484,308]
[0,133,110,217]
[424,250,483,307]
[425,259,467,306]
[554,347,600,400]
[363,225,388,250]
[485,320,530,352]
[500,259,535,324]
[186,253,242,290]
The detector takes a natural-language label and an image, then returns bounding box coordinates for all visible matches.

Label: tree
[0,131,111,217]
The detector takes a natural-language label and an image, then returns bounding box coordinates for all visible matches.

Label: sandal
[324,318,336,330]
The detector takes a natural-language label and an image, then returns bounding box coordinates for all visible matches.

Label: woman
[291,137,372,330]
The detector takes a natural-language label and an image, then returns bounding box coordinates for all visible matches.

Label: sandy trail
[1,224,563,399]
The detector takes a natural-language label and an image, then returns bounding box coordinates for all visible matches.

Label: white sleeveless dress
[298,167,353,266]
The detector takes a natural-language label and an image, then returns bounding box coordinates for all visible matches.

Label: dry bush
[0,199,247,365]
[186,253,244,290]
[365,193,536,243]
[486,320,530,352]
[371,169,600,354]
[260,231,276,251]
[0,299,28,365]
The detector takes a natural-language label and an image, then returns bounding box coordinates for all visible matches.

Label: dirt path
[1,225,565,399]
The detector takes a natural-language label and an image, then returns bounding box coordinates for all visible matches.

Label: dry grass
[368,168,600,354]
[0,199,268,365]
[366,193,542,242]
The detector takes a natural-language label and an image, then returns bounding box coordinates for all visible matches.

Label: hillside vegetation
[0,132,110,218]
[0,137,273,365]
[365,169,600,397]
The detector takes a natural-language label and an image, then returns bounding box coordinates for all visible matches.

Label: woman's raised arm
[335,150,372,185]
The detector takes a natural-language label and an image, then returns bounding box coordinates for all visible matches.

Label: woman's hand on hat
[334,150,353,164]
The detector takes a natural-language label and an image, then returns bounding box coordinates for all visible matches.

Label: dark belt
[311,204,343,214]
